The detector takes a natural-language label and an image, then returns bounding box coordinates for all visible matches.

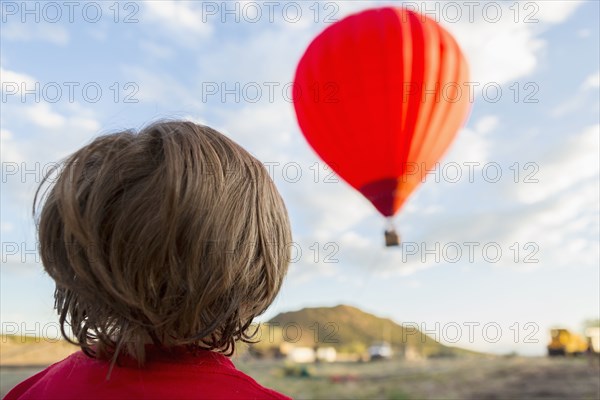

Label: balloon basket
[384,229,400,247]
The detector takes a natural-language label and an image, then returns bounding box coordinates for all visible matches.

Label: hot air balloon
[293,7,471,246]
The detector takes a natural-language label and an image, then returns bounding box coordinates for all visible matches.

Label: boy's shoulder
[5,349,291,400]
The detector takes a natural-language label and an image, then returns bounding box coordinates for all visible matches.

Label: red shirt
[4,347,291,400]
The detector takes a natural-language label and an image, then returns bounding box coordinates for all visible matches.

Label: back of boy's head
[34,120,292,363]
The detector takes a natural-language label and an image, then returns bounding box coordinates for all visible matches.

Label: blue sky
[1,1,599,356]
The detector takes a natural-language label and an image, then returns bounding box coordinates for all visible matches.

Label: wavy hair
[33,120,292,366]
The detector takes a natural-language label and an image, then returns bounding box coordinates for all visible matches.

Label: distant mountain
[254,304,480,357]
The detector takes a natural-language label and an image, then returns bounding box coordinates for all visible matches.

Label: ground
[234,356,600,400]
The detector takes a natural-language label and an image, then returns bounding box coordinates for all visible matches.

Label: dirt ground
[2,356,599,399]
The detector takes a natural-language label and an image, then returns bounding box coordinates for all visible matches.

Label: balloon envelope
[293,7,471,217]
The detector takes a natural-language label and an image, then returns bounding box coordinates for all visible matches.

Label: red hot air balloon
[293,7,471,246]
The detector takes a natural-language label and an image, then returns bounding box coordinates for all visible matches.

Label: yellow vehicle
[547,328,589,356]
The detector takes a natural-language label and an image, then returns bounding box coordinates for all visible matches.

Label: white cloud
[0,67,36,95]
[516,124,599,204]
[534,0,583,24]
[142,1,212,44]
[0,129,25,164]
[551,71,600,117]
[69,116,101,132]
[447,17,543,85]
[443,115,498,167]
[25,103,67,129]
[582,71,600,90]
[1,22,69,45]
[475,115,500,135]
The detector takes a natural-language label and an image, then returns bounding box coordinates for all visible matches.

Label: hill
[253,304,480,357]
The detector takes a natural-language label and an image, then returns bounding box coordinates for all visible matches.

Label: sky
[1,1,599,356]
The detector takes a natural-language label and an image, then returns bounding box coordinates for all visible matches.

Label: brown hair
[33,120,292,365]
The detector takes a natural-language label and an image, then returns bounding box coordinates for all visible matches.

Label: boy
[6,121,292,399]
